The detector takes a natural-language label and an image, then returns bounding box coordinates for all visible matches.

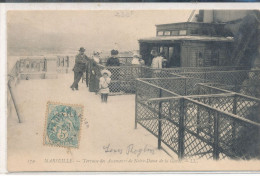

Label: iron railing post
[208,96,212,135]
[67,56,70,67]
[158,88,162,149]
[184,78,187,96]
[232,94,237,115]
[8,79,21,123]
[178,98,185,159]
[197,85,201,134]
[213,111,220,160]
[196,104,200,135]
[232,94,237,144]
[135,80,138,129]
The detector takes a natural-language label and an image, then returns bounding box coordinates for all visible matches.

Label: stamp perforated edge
[43,101,84,150]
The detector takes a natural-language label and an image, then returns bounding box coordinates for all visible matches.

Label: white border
[1,3,260,176]
[0,3,7,175]
[2,3,260,10]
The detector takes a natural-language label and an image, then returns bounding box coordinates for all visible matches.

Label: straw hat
[93,51,101,55]
[133,51,141,58]
[101,69,111,77]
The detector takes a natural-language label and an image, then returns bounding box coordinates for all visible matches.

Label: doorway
[168,44,181,67]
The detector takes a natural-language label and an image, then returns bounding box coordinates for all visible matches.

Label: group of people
[71,47,129,103]
[70,47,167,103]
[150,50,168,69]
[70,47,112,103]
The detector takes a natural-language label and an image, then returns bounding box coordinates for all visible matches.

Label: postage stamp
[43,102,83,149]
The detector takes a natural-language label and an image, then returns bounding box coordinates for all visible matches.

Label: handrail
[136,78,179,97]
[141,94,260,127]
[185,97,260,127]
[197,83,234,94]
[179,69,260,74]
[7,74,21,123]
[199,83,260,102]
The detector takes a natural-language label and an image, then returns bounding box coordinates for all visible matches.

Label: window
[164,31,171,36]
[157,31,164,36]
[179,30,187,35]
[190,29,198,35]
[171,30,179,36]
[201,29,209,35]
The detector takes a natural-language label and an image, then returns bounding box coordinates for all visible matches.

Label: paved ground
[7,73,177,172]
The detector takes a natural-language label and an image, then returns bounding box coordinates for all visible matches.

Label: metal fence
[135,78,260,160]
[92,65,253,95]
[7,60,23,123]
[8,57,260,159]
[94,64,151,95]
[57,56,71,73]
[178,70,260,85]
[7,56,70,122]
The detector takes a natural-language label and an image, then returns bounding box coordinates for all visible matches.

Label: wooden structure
[139,22,234,67]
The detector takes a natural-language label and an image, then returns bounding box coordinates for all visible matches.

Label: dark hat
[79,47,85,52]
[111,49,119,56]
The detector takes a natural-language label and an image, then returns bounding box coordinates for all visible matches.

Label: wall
[181,41,231,67]
[213,10,250,23]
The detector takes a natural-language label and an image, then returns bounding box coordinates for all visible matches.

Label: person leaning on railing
[70,47,89,91]
[89,51,102,94]
[106,49,120,66]
[106,49,121,92]
[131,53,145,66]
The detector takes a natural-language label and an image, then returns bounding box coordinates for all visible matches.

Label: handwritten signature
[103,144,155,157]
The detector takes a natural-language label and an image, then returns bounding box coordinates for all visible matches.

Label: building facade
[139,10,259,68]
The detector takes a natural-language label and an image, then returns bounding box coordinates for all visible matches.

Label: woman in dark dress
[89,52,101,93]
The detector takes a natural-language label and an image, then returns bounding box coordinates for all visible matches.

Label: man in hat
[70,47,89,91]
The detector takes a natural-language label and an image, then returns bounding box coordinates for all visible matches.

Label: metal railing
[8,57,260,160]
[7,56,70,122]
[57,55,72,73]
[135,78,260,160]
[91,65,252,95]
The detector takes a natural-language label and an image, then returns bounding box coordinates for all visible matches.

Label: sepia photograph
[6,8,260,172]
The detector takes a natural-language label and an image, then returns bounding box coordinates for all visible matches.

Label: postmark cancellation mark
[43,102,83,149]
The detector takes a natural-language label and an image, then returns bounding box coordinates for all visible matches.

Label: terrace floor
[7,73,178,172]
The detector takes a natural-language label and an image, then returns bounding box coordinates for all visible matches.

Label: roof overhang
[138,36,234,43]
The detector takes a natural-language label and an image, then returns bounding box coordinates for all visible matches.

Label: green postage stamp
[43,102,83,148]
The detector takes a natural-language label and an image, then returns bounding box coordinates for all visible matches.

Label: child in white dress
[99,69,111,103]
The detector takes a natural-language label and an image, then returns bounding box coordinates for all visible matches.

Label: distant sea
[7,49,137,73]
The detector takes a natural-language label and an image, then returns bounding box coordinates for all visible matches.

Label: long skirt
[89,74,99,92]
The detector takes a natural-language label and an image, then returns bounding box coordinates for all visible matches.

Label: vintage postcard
[5,6,260,172]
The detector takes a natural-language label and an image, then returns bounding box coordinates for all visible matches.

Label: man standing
[70,47,89,91]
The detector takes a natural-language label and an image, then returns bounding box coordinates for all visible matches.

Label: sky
[7,10,191,55]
